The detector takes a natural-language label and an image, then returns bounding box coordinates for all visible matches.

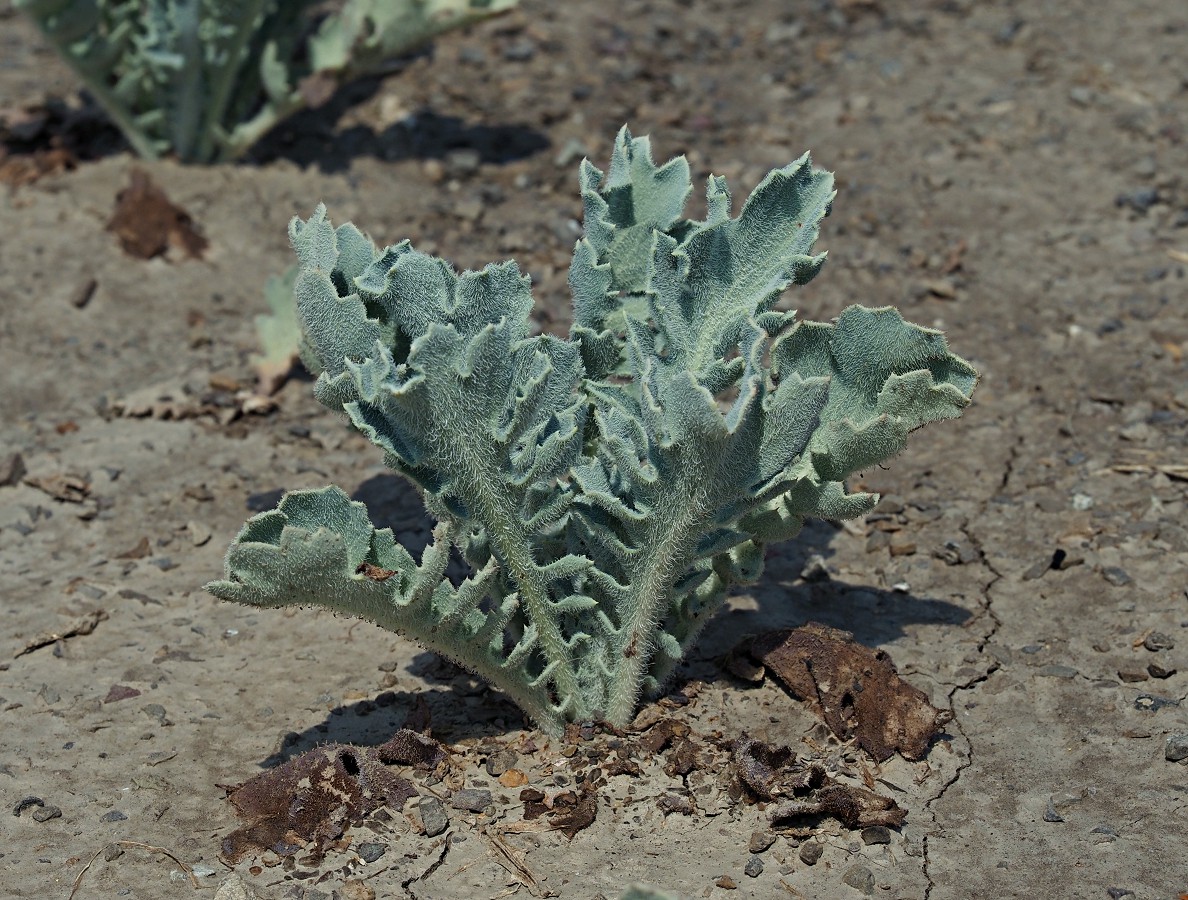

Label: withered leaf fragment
[750,622,952,761]
[520,786,598,839]
[221,729,443,862]
[732,739,905,830]
[107,169,207,259]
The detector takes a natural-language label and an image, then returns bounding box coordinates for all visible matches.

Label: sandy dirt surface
[1,1,1186,898]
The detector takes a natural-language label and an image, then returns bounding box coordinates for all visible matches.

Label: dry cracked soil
[1,1,1186,898]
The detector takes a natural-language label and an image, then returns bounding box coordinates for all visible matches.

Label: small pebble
[356,842,386,863]
[1147,660,1177,679]
[32,805,62,822]
[861,825,892,845]
[1106,889,1135,899]
[1036,665,1078,679]
[798,841,823,865]
[1043,799,1064,823]
[450,788,493,813]
[1101,567,1132,586]
[744,855,764,878]
[1165,733,1188,763]
[418,798,448,837]
[104,844,124,861]
[485,749,519,777]
[842,864,875,894]
[100,810,128,822]
[1143,632,1175,651]
[714,875,737,890]
[748,831,776,853]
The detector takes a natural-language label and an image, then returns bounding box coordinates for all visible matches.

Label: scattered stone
[104,843,124,861]
[142,703,168,724]
[1165,733,1188,763]
[1090,824,1119,842]
[1036,665,1078,679]
[100,810,128,822]
[735,855,760,878]
[419,798,449,837]
[1117,670,1148,683]
[104,684,141,703]
[32,804,62,822]
[1147,660,1177,679]
[714,875,737,890]
[1043,798,1064,823]
[1143,632,1175,652]
[861,825,892,845]
[356,842,386,863]
[656,793,695,816]
[798,841,823,866]
[485,749,519,777]
[1106,889,1135,900]
[842,864,875,894]
[498,769,529,788]
[37,684,60,705]
[748,831,776,854]
[0,452,26,486]
[13,796,45,816]
[450,788,493,813]
[1101,566,1132,586]
[1115,188,1159,214]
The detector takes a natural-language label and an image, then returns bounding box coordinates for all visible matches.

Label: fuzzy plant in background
[207,128,978,735]
[14,0,518,163]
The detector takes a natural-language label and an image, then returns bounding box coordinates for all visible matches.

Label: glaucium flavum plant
[207,128,978,735]
[15,0,517,163]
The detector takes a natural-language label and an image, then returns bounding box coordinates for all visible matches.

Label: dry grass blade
[478,826,553,898]
[69,840,200,899]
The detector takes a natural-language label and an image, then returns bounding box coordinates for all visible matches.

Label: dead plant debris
[106,169,207,259]
[14,608,107,658]
[747,622,953,761]
[221,730,445,863]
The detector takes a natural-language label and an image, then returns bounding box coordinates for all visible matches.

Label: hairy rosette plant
[207,128,978,735]
[15,0,517,163]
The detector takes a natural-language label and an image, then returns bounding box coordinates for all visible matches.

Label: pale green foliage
[15,0,517,163]
[208,128,978,734]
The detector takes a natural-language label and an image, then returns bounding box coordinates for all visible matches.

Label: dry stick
[15,609,107,658]
[70,840,200,899]
[477,825,552,899]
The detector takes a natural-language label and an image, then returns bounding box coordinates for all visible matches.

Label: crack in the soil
[921,487,1009,898]
[996,434,1023,494]
[401,834,452,899]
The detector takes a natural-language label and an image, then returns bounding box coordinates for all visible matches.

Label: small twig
[1167,248,1188,264]
[15,609,107,658]
[69,840,199,899]
[478,826,553,898]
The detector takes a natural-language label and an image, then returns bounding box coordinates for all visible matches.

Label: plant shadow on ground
[3,62,548,175]
[245,71,549,174]
[232,472,970,762]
